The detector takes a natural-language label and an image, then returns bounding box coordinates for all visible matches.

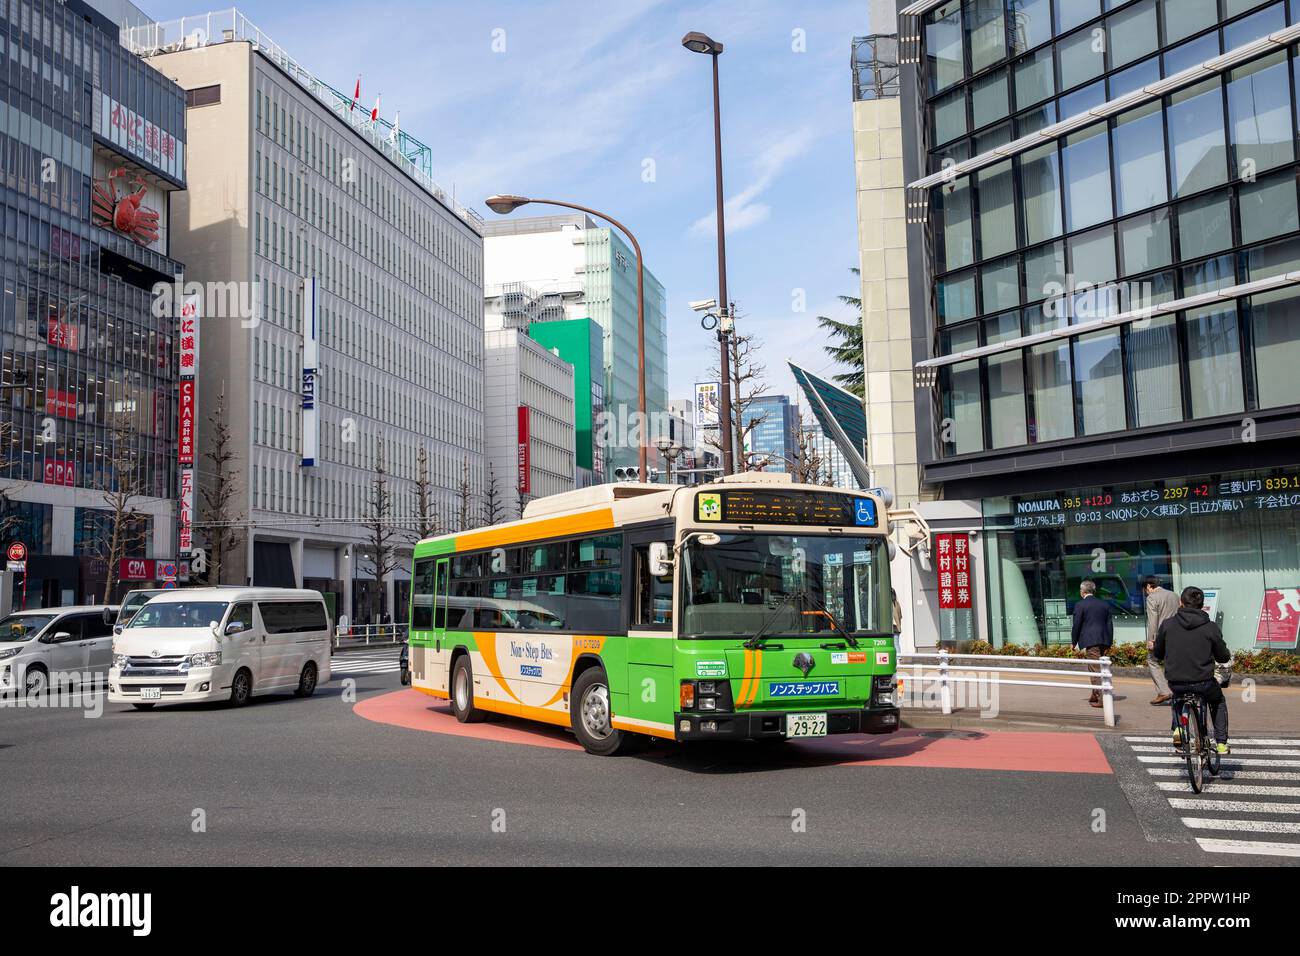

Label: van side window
[82,614,114,639]
[259,601,327,634]
[228,603,254,631]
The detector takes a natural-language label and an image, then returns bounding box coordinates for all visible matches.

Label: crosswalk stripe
[1157,781,1300,796]
[1131,745,1300,756]
[1168,798,1300,814]
[1147,767,1300,780]
[1181,817,1300,834]
[1195,838,1300,858]
[1137,755,1300,767]
[1126,736,1300,746]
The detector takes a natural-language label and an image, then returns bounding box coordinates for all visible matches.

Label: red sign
[517,405,531,495]
[178,296,199,377]
[7,542,27,562]
[178,380,196,465]
[47,318,80,352]
[178,468,194,551]
[935,533,972,610]
[50,225,80,260]
[42,459,75,487]
[91,168,160,246]
[45,388,77,419]
[119,558,156,582]
[1255,589,1300,650]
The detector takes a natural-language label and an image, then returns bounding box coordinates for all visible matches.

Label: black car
[399,641,411,685]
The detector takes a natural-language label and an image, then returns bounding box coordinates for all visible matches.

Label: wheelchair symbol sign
[853,498,877,527]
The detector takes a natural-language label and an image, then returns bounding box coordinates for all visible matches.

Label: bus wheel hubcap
[456,670,467,709]
[582,684,612,740]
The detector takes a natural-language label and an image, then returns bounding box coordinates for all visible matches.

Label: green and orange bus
[408,473,918,755]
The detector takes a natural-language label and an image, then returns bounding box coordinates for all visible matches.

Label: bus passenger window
[634,545,672,628]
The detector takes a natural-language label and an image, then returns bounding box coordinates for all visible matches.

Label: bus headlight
[873,675,897,707]
[680,679,732,712]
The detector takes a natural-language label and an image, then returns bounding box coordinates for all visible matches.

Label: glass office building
[900,0,1300,651]
[1,0,186,605]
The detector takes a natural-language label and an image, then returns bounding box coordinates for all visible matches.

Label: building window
[1112,101,1168,216]
[1073,329,1125,436]
[988,351,1028,448]
[926,1,966,95]
[1118,208,1173,275]
[1028,342,1075,442]
[976,159,1017,259]
[941,359,984,455]
[1248,287,1300,408]
[1062,123,1112,232]
[1021,142,1062,246]
[1227,52,1293,176]
[1176,190,1233,260]
[1184,303,1245,418]
[1239,170,1299,244]
[1167,79,1228,199]
[185,84,220,108]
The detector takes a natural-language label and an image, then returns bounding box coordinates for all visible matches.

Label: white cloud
[688,126,816,237]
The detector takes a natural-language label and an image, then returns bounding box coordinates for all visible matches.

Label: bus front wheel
[571,667,640,756]
[450,655,485,723]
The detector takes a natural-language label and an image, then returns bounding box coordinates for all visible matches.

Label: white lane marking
[1157,781,1300,796]
[1131,745,1300,756]
[1126,736,1300,746]
[1181,817,1300,833]
[1168,798,1300,814]
[1138,755,1300,767]
[1195,838,1300,858]
[1147,767,1300,780]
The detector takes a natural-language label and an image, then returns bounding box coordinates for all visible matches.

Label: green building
[529,318,605,485]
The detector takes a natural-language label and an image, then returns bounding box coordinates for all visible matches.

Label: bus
[408,473,922,755]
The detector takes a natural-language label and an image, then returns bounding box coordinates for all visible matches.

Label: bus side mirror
[648,542,673,578]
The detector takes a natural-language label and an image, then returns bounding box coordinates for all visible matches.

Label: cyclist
[1152,586,1232,755]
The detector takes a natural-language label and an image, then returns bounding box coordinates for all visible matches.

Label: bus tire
[450,655,485,723]
[571,666,639,756]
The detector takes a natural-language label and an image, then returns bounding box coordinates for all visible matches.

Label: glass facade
[923,0,1300,458]
[1,0,185,604]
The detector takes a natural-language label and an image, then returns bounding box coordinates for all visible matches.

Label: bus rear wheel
[450,655,485,723]
[571,667,640,756]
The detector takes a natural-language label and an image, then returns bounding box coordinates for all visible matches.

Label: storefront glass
[984,467,1300,652]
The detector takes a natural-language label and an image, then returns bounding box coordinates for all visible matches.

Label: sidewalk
[901,673,1300,734]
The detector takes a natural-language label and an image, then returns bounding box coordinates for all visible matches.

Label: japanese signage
[302,277,319,468]
[178,380,196,466]
[694,382,720,431]
[94,92,185,182]
[1255,589,1300,650]
[695,489,876,528]
[177,293,200,558]
[999,471,1300,529]
[178,469,195,553]
[119,558,156,581]
[178,296,199,376]
[42,460,75,487]
[47,318,80,352]
[46,389,77,419]
[937,532,974,643]
[517,406,531,495]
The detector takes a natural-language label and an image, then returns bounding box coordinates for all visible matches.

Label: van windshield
[0,614,56,642]
[118,590,163,624]
[128,602,229,629]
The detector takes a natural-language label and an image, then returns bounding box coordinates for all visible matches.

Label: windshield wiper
[799,590,860,649]
[743,590,798,650]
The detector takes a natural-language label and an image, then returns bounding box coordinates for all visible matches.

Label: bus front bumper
[673,705,901,741]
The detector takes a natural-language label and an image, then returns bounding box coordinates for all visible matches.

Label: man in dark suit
[1072,579,1114,709]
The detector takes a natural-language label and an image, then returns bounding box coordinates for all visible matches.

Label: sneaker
[1215,742,1230,755]
[1172,728,1184,747]
[1150,694,1172,705]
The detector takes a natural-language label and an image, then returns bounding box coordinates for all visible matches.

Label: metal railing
[334,622,408,649]
[897,651,1116,727]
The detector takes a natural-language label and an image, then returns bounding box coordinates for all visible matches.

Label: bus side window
[633,545,672,629]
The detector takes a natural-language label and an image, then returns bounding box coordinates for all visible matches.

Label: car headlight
[112,653,130,669]
[187,651,222,667]
[0,647,21,661]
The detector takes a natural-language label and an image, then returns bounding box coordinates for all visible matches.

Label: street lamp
[655,436,684,485]
[682,30,736,476]
[485,194,649,482]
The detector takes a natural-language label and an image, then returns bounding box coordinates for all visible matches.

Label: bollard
[1100,656,1115,727]
[939,649,952,715]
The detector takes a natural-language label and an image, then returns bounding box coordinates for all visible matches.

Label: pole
[710,52,735,475]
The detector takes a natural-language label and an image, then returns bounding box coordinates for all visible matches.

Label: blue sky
[143,0,871,402]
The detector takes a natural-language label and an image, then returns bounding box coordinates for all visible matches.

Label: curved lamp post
[485,194,648,482]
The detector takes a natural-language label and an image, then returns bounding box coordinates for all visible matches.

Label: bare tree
[707,329,768,471]
[789,414,829,485]
[409,443,439,541]
[516,489,530,520]
[457,456,474,532]
[94,414,152,603]
[481,463,504,527]
[361,438,403,624]
[197,384,243,584]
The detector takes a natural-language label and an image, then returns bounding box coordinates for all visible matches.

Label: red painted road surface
[354,689,1113,774]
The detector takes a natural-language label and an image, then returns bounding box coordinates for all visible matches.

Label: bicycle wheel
[1203,702,1221,777]
[1184,704,1204,793]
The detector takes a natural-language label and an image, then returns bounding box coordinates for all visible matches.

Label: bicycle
[1172,691,1222,793]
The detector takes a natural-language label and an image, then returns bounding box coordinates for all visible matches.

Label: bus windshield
[680,533,889,639]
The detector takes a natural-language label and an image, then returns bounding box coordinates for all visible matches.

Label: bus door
[431,557,451,692]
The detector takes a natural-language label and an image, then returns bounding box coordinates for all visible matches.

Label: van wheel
[449,656,484,723]
[571,667,640,756]
[24,666,48,698]
[294,661,318,698]
[228,668,252,707]
[132,703,155,711]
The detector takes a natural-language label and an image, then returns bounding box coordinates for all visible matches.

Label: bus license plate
[139,687,161,700]
[786,713,827,738]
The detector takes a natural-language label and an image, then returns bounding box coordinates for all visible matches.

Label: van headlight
[0,647,21,661]
[187,651,222,667]
[112,653,130,669]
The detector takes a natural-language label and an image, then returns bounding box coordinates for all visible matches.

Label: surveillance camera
[689,298,718,312]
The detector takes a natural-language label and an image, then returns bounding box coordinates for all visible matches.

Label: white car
[108,587,332,709]
[0,606,119,697]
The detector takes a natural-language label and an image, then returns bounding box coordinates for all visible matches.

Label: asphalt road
[0,653,1292,867]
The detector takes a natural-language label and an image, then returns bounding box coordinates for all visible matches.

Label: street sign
[7,542,26,563]
[159,562,178,580]
[7,560,25,573]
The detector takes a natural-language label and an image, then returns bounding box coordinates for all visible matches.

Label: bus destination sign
[696,490,877,528]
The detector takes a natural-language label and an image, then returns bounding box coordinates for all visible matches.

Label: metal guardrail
[897,651,1116,727]
[333,623,408,649]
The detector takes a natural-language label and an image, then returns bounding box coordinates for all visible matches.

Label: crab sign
[92,168,160,246]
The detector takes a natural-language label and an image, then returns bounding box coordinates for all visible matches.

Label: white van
[107,588,332,709]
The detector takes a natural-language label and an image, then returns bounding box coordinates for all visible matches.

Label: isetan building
[898,0,1300,654]
[127,11,485,624]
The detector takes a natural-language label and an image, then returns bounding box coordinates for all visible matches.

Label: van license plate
[786,713,827,738]
[139,687,161,700]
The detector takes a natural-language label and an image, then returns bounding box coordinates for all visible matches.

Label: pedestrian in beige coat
[1144,576,1179,705]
